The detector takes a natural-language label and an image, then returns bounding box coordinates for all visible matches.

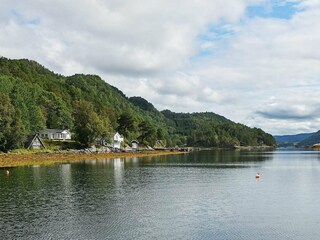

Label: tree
[6,110,25,149]
[39,93,73,129]
[28,104,46,132]
[116,112,136,138]
[73,100,108,147]
[98,107,114,142]
[10,89,30,132]
[99,106,117,130]
[0,93,25,151]
[157,128,165,140]
[138,121,156,146]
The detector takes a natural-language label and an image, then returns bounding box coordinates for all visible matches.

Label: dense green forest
[0,57,275,151]
[161,110,275,147]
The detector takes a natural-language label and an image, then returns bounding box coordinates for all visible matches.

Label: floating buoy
[255,173,260,179]
[6,170,10,176]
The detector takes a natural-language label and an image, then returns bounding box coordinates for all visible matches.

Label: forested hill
[297,131,320,147]
[0,57,275,151]
[274,133,315,144]
[274,132,315,147]
[161,110,275,147]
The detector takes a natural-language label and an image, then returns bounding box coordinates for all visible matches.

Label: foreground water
[1,149,320,239]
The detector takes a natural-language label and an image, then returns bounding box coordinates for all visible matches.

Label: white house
[113,132,124,149]
[39,129,72,140]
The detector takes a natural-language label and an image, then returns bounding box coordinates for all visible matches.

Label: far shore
[233,145,276,150]
[0,150,189,168]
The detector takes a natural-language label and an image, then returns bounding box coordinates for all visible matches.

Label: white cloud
[1,0,320,135]
[0,0,262,76]
[244,87,320,134]
[153,72,201,96]
[183,1,320,134]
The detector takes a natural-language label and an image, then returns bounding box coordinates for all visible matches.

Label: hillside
[162,110,275,147]
[274,132,315,147]
[297,131,320,146]
[0,57,275,151]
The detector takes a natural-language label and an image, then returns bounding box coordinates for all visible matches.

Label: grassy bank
[0,150,188,168]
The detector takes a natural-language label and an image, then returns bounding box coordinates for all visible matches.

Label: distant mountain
[297,131,320,146]
[274,132,315,144]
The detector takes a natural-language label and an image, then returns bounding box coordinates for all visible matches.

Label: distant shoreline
[233,145,276,150]
[0,150,189,168]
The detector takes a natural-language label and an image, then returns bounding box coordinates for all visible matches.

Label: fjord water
[1,150,320,239]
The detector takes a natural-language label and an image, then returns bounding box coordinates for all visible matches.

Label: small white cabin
[39,129,72,140]
[131,140,139,150]
[25,134,45,149]
[113,132,124,149]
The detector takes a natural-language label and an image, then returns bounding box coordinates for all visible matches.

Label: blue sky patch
[247,1,300,20]
[191,24,235,62]
[191,1,303,62]
[198,24,235,42]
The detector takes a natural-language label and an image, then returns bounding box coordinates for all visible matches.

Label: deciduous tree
[0,93,25,151]
[73,100,108,147]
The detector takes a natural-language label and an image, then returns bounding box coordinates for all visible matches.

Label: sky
[0,0,320,135]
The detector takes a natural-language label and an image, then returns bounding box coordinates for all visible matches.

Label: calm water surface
[1,149,320,239]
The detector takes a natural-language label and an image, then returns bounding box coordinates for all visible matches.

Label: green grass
[42,139,80,150]
[9,148,53,154]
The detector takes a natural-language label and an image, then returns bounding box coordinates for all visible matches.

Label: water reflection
[1,150,320,239]
[135,150,274,168]
[113,158,124,188]
[60,164,71,188]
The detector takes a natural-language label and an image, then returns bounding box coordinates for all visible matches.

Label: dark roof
[39,129,70,133]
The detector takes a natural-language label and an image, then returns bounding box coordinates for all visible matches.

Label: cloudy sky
[1,0,320,135]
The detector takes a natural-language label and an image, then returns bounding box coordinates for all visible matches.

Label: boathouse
[131,140,139,150]
[25,134,45,149]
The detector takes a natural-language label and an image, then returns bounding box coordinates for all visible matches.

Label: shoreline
[0,145,278,168]
[0,150,189,168]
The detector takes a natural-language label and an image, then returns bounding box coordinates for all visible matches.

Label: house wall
[114,135,123,142]
[39,130,71,140]
[114,141,121,149]
[61,131,72,140]
[30,138,43,149]
[113,132,123,149]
